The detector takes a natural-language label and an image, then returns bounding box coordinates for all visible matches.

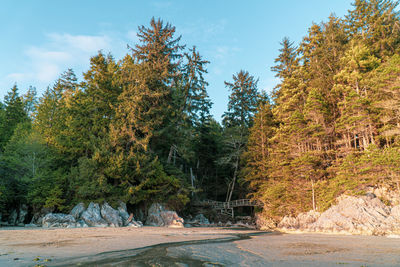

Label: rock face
[70,203,86,220]
[17,204,28,225]
[81,202,108,227]
[31,207,54,226]
[101,202,123,227]
[194,214,210,225]
[367,186,400,206]
[187,214,210,226]
[145,203,184,228]
[255,213,276,230]
[117,201,131,226]
[42,213,76,228]
[39,201,143,228]
[8,209,18,225]
[278,195,400,235]
[278,210,320,230]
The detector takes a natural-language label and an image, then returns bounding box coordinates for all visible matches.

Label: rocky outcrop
[42,213,76,228]
[367,186,400,206]
[17,204,28,225]
[278,195,400,235]
[255,213,276,230]
[101,202,123,227]
[39,201,142,228]
[117,201,131,226]
[70,203,85,220]
[81,203,108,227]
[278,210,320,230]
[8,209,18,225]
[31,207,54,226]
[145,203,184,228]
[186,214,210,226]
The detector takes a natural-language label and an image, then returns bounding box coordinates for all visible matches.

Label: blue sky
[0,0,353,120]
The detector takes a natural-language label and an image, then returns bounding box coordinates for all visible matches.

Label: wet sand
[1,227,400,266]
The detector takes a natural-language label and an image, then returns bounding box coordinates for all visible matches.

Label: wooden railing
[194,199,263,209]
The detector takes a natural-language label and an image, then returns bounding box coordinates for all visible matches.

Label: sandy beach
[1,227,400,266]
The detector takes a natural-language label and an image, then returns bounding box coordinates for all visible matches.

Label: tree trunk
[226,156,239,203]
[311,179,316,211]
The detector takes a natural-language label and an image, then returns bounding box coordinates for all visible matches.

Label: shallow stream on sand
[55,230,273,267]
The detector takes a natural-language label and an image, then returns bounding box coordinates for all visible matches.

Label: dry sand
[0,226,256,266]
[1,226,400,266]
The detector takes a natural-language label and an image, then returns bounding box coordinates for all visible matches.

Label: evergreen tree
[346,0,400,57]
[22,86,38,118]
[0,85,28,150]
[222,70,259,129]
[242,95,275,195]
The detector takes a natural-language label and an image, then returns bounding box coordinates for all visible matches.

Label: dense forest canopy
[1,0,400,222]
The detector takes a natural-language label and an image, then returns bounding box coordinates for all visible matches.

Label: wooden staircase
[193,199,263,218]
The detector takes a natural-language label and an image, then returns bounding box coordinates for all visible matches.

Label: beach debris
[101,202,123,227]
[128,220,143,228]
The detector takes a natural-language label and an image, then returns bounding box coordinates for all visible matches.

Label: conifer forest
[1,0,400,222]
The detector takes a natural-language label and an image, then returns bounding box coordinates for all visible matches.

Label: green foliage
[248,0,400,220]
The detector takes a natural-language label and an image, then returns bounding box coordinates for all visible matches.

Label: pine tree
[222,70,259,129]
[22,86,38,118]
[181,46,212,125]
[346,0,400,57]
[107,18,189,206]
[242,95,274,195]
[221,70,260,202]
[0,85,28,150]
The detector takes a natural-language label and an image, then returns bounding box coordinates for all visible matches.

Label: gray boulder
[70,203,86,220]
[81,202,108,227]
[146,212,165,226]
[30,207,54,226]
[117,201,131,225]
[17,204,28,225]
[187,214,210,226]
[42,213,76,228]
[160,211,184,228]
[194,214,210,225]
[101,202,123,227]
[145,203,184,228]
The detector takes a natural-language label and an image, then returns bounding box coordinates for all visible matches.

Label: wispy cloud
[47,33,111,53]
[3,33,114,89]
